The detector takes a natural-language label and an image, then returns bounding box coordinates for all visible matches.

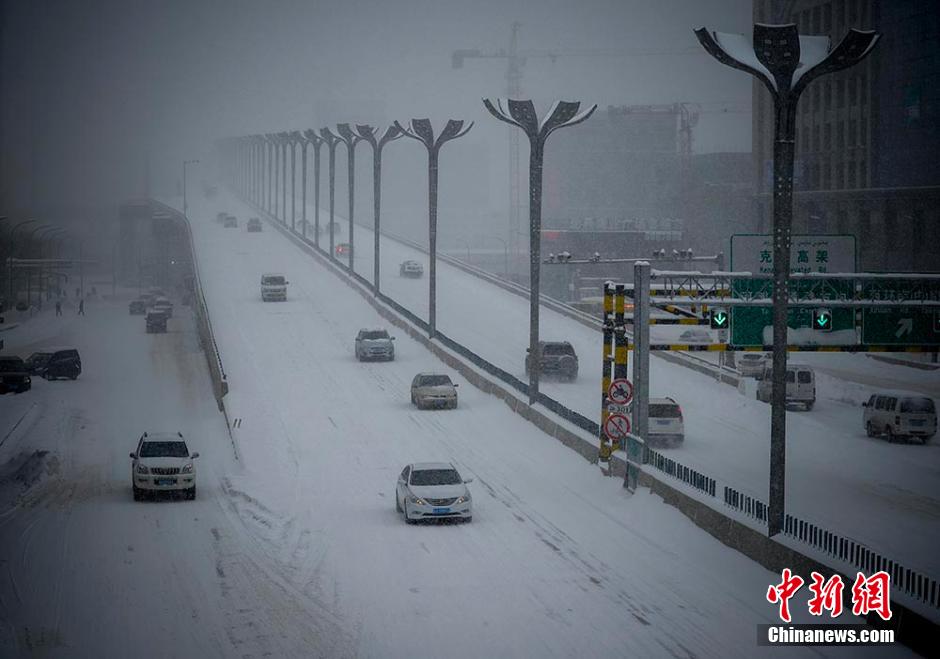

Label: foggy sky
[1,0,753,213]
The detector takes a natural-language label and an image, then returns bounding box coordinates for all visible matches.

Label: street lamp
[266,133,279,218]
[286,131,301,231]
[302,129,325,246]
[8,219,37,299]
[319,127,343,259]
[182,159,199,220]
[336,124,364,272]
[395,118,474,338]
[483,98,596,404]
[278,131,291,224]
[695,23,879,536]
[36,227,65,308]
[353,124,402,296]
[20,223,50,306]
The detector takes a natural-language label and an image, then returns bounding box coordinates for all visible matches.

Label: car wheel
[464,516,472,524]
[133,485,142,501]
[450,400,458,410]
[395,494,402,513]
[186,486,196,501]
[866,421,876,438]
[887,427,897,443]
[804,401,814,411]
[404,503,414,524]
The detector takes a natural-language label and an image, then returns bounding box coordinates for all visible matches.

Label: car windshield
[27,353,52,364]
[410,469,461,486]
[262,276,285,285]
[542,344,574,355]
[900,398,935,413]
[418,375,452,387]
[361,331,389,340]
[742,354,764,360]
[797,371,812,383]
[139,441,189,458]
[649,404,681,418]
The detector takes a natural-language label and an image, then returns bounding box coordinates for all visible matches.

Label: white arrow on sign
[896,318,913,338]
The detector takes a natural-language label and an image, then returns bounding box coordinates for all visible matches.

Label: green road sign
[710,308,729,330]
[813,308,833,331]
[729,234,856,347]
[862,308,940,346]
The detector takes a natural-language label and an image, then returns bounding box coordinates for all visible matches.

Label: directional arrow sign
[895,318,913,338]
[710,308,729,330]
[813,308,833,332]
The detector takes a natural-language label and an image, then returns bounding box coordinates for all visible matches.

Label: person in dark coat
[78,298,85,315]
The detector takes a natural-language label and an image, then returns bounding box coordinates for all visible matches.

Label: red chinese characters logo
[767,570,893,622]
[766,568,804,623]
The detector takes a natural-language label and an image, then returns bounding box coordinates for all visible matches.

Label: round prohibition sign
[608,378,634,406]
[604,413,631,440]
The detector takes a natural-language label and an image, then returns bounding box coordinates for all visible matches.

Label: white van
[756,364,816,410]
[260,273,288,302]
[863,394,936,444]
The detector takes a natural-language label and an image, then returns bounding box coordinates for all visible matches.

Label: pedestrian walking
[55,300,62,316]
[78,298,85,315]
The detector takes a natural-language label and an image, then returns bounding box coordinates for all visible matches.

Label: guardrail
[235,190,938,635]
[149,199,229,408]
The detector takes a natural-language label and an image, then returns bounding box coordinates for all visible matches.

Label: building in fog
[753,0,940,271]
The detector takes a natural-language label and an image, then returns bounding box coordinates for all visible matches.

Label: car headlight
[455,495,469,504]
[409,496,427,505]
[181,463,194,474]
[136,464,149,474]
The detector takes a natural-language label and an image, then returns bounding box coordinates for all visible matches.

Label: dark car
[0,356,31,394]
[247,217,263,232]
[146,310,167,333]
[525,341,579,381]
[24,351,53,375]
[129,299,147,315]
[223,215,238,228]
[36,347,82,380]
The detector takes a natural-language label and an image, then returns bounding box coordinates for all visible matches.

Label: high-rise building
[752,0,940,271]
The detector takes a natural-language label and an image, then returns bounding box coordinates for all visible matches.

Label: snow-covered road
[221,192,940,578]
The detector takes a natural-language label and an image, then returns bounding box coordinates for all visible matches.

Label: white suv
[130,432,200,500]
[647,397,685,447]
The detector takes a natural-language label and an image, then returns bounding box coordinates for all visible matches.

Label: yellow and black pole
[599,282,615,462]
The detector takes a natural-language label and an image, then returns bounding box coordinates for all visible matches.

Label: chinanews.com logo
[758,569,896,647]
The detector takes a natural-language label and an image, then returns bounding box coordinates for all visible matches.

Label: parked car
[247,217,263,232]
[756,364,815,410]
[396,462,472,523]
[129,298,147,315]
[355,328,395,361]
[335,242,351,257]
[410,373,458,409]
[35,347,81,380]
[261,273,288,302]
[737,352,770,378]
[399,260,424,278]
[223,215,238,228]
[146,310,168,333]
[152,297,173,318]
[863,394,936,444]
[679,328,712,344]
[0,356,31,394]
[525,341,579,381]
[130,431,199,500]
[647,397,685,447]
[24,351,53,375]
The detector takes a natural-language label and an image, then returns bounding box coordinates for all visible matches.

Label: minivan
[863,394,936,444]
[756,364,815,410]
[36,347,81,380]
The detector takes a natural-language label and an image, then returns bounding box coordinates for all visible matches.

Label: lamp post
[20,223,50,306]
[279,132,290,224]
[319,128,342,259]
[695,23,879,536]
[483,98,596,404]
[266,133,280,219]
[182,159,198,220]
[36,227,65,308]
[264,134,275,214]
[302,129,324,246]
[335,124,364,272]
[395,118,473,338]
[286,132,299,231]
[353,124,402,295]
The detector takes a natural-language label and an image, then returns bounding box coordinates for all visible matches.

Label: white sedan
[130,432,200,500]
[396,462,472,523]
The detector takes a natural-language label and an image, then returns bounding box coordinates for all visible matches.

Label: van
[647,397,684,447]
[37,347,82,380]
[756,364,815,410]
[863,395,936,444]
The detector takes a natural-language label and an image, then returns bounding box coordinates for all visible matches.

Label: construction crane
[452,22,702,271]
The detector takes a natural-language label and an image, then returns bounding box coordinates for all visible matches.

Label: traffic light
[710,307,729,330]
[813,308,833,332]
